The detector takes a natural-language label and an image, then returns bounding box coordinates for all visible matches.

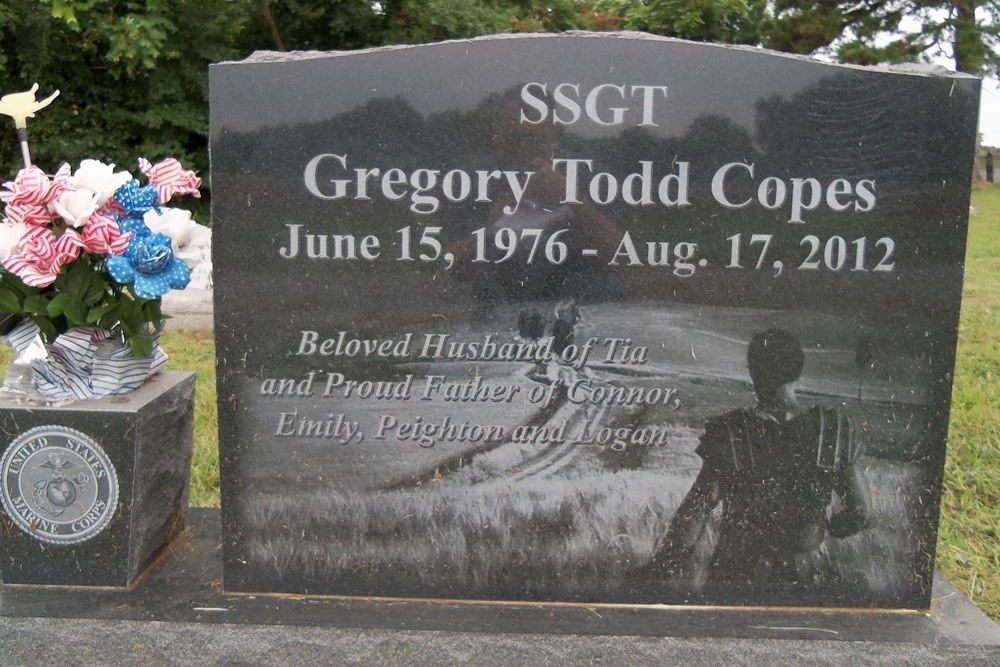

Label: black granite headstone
[209,33,979,608]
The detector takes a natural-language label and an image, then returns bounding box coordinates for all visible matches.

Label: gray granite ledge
[3,617,1000,666]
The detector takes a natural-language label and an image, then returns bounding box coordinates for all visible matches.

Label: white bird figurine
[0,84,59,129]
[0,84,59,167]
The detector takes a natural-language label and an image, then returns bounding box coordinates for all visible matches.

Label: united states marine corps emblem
[1,426,119,545]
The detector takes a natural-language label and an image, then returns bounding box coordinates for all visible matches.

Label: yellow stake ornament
[0,84,60,168]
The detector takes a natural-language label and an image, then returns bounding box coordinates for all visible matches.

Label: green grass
[162,329,219,507]
[937,184,1000,620]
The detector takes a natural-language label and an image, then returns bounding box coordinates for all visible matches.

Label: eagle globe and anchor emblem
[1,425,119,545]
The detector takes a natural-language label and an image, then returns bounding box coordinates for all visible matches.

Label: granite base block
[0,371,196,587]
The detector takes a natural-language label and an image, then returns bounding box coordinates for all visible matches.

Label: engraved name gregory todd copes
[281,80,888,278]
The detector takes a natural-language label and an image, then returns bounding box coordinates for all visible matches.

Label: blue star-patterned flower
[115,215,151,240]
[105,233,190,299]
[114,180,159,218]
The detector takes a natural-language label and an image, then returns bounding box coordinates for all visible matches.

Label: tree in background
[765,0,1000,76]
[595,0,769,44]
[243,0,774,47]
[241,0,619,49]
[0,0,237,216]
[241,0,386,51]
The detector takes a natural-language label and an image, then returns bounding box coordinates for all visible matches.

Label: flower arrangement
[0,157,206,359]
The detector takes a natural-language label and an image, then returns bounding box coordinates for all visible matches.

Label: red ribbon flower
[3,225,83,287]
[2,201,57,227]
[0,165,65,208]
[80,212,131,256]
[138,157,202,204]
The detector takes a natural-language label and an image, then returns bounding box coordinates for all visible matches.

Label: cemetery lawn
[0,187,997,617]
[160,328,218,509]
[936,183,1000,622]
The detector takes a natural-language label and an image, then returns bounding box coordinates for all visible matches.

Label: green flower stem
[0,253,164,357]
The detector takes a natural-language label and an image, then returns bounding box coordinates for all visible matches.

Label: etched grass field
[242,470,680,599]
[237,450,923,605]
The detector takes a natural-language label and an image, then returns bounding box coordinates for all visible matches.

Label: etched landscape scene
[229,300,944,607]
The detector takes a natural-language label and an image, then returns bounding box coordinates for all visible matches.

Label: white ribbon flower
[71,159,132,206]
[50,187,100,228]
[143,207,211,269]
[0,221,29,261]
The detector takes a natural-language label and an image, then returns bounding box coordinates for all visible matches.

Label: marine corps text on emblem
[1,425,119,545]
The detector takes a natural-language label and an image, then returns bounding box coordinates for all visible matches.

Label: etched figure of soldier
[652,328,871,593]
